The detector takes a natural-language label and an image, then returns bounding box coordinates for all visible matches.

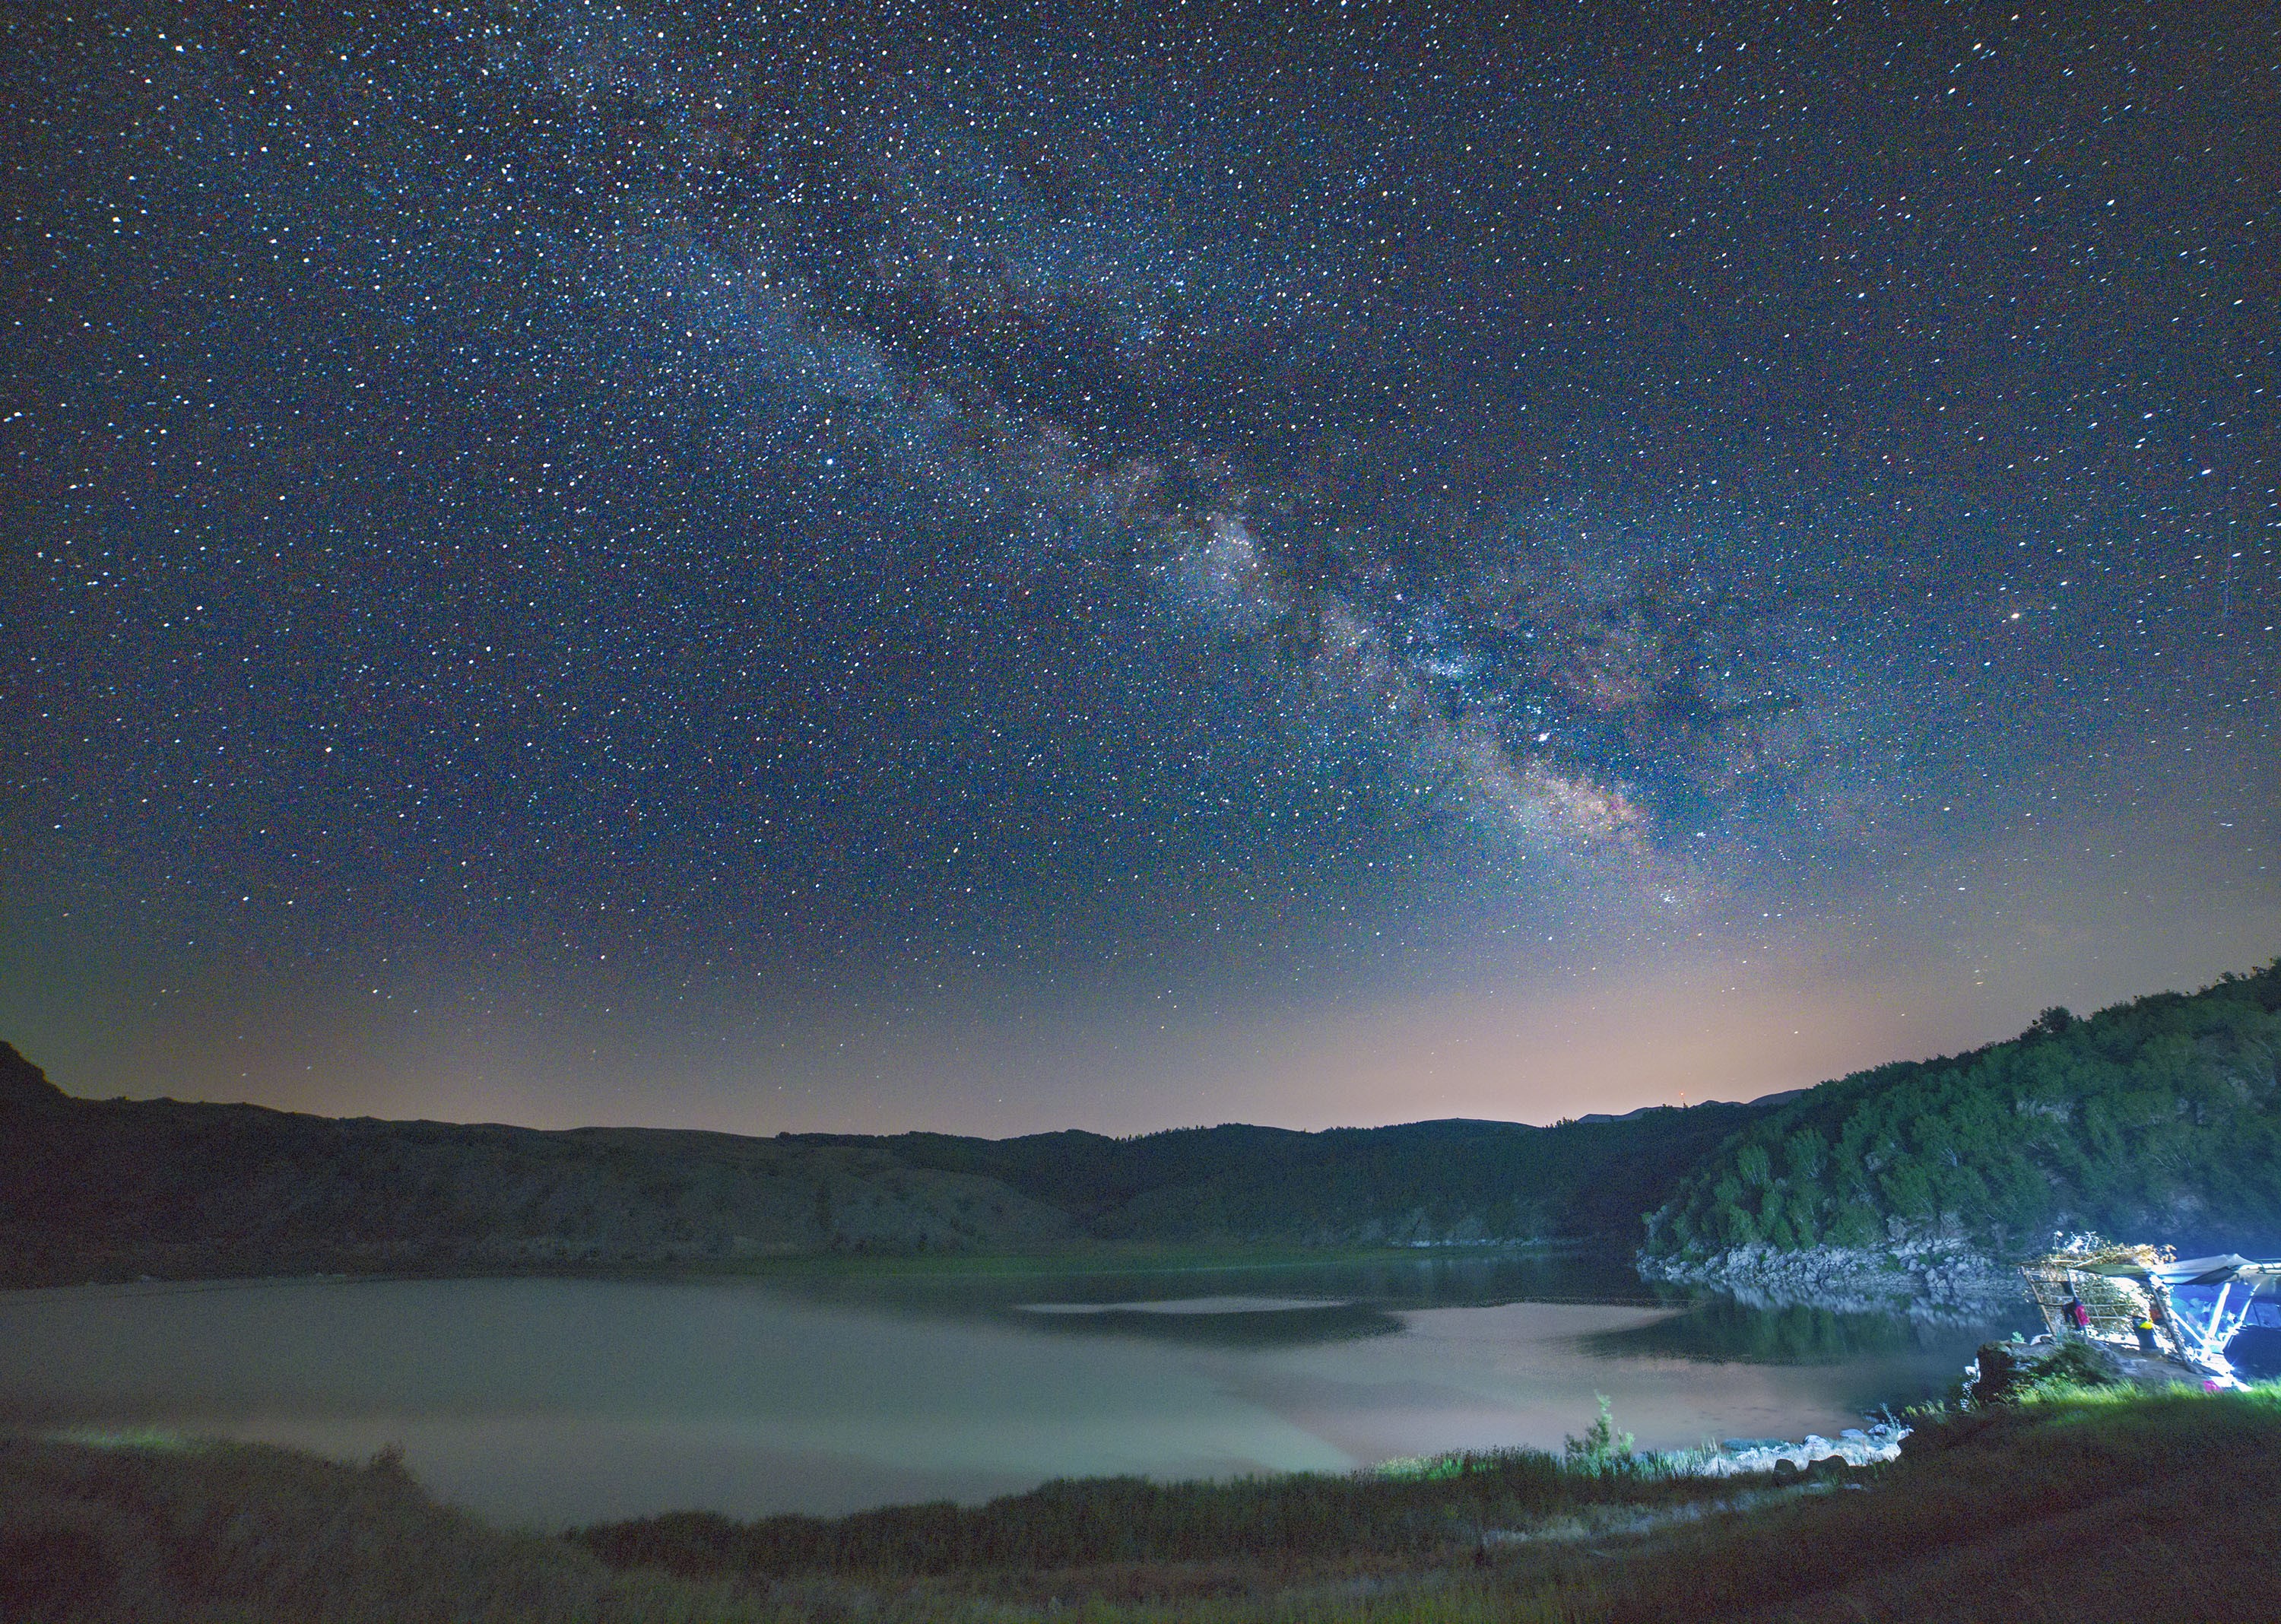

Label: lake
[0,1252,2031,1528]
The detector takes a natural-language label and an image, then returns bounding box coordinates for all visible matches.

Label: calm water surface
[0,1254,2031,1527]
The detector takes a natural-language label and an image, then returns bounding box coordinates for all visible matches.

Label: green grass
[567,1445,1732,1582]
[1572,1383,2281,1622]
[0,1432,771,1623]
[7,1387,2279,1622]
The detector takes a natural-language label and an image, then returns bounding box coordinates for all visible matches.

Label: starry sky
[4,1,2275,1135]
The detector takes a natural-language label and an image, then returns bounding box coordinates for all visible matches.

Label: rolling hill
[7,958,2276,1292]
[0,1041,1770,1286]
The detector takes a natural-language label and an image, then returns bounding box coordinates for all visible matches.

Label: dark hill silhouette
[0,1046,1770,1285]
[1643,960,2281,1267]
[0,1042,67,1110]
[782,1105,1773,1246]
[7,959,2275,1289]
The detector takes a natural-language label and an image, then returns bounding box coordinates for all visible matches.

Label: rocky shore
[1694,1419,1911,1477]
[1637,1241,2029,1317]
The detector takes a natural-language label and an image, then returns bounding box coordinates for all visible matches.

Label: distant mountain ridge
[1575,1089,1803,1124]
[5,959,2276,1290]
[0,1041,1771,1286]
[769,1102,1774,1249]
[0,1057,1077,1286]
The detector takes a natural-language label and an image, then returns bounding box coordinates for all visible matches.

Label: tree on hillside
[1642,963,2281,1261]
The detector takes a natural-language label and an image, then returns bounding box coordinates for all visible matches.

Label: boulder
[1968,1334,2200,1404]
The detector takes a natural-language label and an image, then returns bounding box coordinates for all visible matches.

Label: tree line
[1642,962,2281,1262]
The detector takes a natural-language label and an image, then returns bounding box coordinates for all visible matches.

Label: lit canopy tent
[2144,1257,2281,1377]
[2021,1245,2281,1387]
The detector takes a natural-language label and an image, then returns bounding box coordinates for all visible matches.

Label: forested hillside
[788,1105,1767,1246]
[1642,962,2281,1264]
[8,959,2276,1289]
[0,1041,1774,1285]
[0,1046,1077,1284]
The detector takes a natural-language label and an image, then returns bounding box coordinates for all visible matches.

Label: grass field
[5,1384,2276,1621]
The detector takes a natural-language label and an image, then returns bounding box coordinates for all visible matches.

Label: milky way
[5,2,2274,1129]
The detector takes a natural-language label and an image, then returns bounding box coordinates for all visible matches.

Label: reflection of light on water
[1018,1296,1350,1316]
[0,1273,2027,1524]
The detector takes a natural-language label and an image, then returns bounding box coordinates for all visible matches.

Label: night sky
[5,2,2274,1135]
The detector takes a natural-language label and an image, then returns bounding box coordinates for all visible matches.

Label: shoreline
[1638,1241,2031,1318]
[0,1235,1613,1294]
[12,1385,2276,1622]
[11,1234,2045,1319]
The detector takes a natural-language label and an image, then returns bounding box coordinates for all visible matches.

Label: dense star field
[3,2,2274,1131]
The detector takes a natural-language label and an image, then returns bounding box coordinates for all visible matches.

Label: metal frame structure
[2022,1247,2279,1386]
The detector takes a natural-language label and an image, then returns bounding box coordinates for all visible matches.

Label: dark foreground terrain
[4,1385,2276,1622]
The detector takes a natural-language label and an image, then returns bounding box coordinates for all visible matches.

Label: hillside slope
[0,1045,1075,1283]
[0,1042,1778,1285]
[788,1105,1769,1247]
[1641,961,2281,1279]
[11,957,2274,1291]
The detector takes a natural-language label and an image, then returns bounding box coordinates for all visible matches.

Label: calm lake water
[0,1254,2032,1528]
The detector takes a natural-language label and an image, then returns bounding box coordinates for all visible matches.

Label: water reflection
[1583,1296,2042,1367]
[782,1248,1670,1348]
[0,1256,2030,1525]
[1019,1300,1407,1347]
